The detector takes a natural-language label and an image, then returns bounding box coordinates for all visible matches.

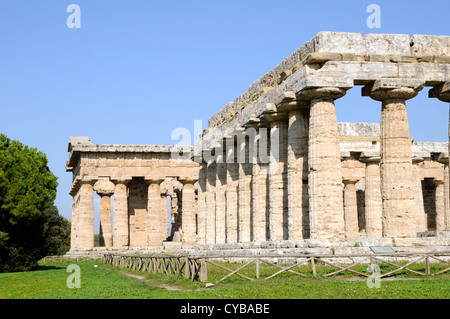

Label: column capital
[178,177,197,185]
[412,156,426,164]
[343,178,359,185]
[144,177,166,185]
[429,82,450,102]
[433,179,445,186]
[259,111,289,122]
[360,156,381,164]
[362,79,424,101]
[94,178,115,196]
[296,87,347,101]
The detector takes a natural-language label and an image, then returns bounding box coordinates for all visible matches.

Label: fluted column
[444,162,450,230]
[99,194,112,247]
[364,79,423,237]
[287,107,310,240]
[161,194,169,242]
[430,83,450,231]
[146,179,163,247]
[413,158,427,233]
[113,180,129,247]
[362,157,383,238]
[226,138,239,243]
[197,162,207,245]
[261,112,288,241]
[249,122,269,242]
[215,146,227,244]
[237,130,252,242]
[70,190,79,249]
[434,180,445,231]
[343,179,359,238]
[297,87,347,239]
[76,180,95,248]
[180,178,197,246]
[93,178,115,247]
[205,159,216,245]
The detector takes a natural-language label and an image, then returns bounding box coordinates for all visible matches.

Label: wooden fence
[102,252,450,283]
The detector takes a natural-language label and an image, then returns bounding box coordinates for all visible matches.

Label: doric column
[430,83,450,231]
[180,178,197,246]
[205,158,216,245]
[77,179,95,248]
[215,145,227,244]
[413,158,427,233]
[434,179,445,231]
[343,179,359,238]
[362,157,383,238]
[261,112,288,241]
[237,129,253,243]
[225,137,239,243]
[196,162,207,245]
[99,194,112,247]
[113,179,129,247]
[444,161,450,230]
[364,79,424,237]
[70,189,79,249]
[297,87,347,239]
[161,193,169,242]
[287,106,310,240]
[146,178,164,247]
[93,178,115,247]
[248,121,269,242]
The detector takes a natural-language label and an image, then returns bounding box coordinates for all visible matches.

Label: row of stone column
[197,81,450,244]
[70,177,197,249]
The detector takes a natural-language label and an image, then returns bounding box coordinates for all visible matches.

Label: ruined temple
[67,32,450,254]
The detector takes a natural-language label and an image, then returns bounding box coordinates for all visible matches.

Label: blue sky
[0,0,448,230]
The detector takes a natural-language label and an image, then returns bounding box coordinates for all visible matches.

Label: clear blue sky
[0,0,449,230]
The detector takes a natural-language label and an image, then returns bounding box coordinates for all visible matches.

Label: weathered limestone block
[287,108,309,240]
[99,195,112,247]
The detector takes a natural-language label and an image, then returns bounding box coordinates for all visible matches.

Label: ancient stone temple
[67,32,450,253]
[66,137,199,249]
[196,32,450,246]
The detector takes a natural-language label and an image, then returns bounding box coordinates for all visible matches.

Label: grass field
[0,259,449,299]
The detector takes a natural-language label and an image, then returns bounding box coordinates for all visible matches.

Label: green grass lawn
[0,259,449,299]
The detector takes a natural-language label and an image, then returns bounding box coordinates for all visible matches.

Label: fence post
[185,257,190,279]
[311,256,317,277]
[256,258,260,279]
[425,256,430,275]
[200,257,207,282]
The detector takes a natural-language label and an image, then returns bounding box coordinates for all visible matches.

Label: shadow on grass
[37,265,65,271]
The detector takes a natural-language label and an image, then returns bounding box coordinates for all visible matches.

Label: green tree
[41,206,71,256]
[0,134,58,272]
